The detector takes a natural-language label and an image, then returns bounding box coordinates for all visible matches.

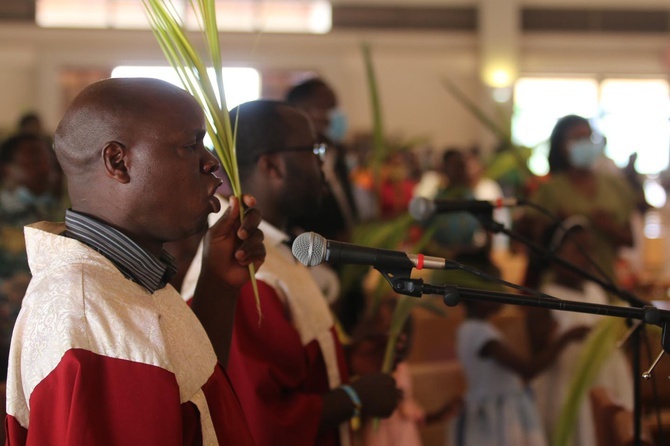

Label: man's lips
[207,178,224,213]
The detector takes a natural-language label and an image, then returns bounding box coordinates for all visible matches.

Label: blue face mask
[567,137,604,169]
[325,109,348,143]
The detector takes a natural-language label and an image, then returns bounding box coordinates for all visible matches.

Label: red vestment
[227,281,349,446]
[6,222,254,446]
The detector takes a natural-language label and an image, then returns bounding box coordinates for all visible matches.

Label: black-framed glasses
[263,143,327,162]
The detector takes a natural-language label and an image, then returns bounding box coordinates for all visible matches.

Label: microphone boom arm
[478,217,647,308]
[387,275,670,354]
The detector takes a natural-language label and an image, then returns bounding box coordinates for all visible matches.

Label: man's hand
[192,195,265,366]
[351,372,401,418]
[201,195,265,289]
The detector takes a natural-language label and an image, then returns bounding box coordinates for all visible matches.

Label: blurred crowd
[0,113,68,381]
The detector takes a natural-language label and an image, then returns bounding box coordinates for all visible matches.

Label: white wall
[0,23,667,153]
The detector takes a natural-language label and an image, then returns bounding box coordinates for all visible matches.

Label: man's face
[124,92,222,243]
[278,109,326,219]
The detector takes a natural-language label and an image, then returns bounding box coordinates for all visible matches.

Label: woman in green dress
[523,115,635,294]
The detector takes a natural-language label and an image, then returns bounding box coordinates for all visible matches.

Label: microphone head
[292,232,327,267]
[408,196,436,221]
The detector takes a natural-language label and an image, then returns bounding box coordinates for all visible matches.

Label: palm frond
[440,77,511,144]
[551,317,627,446]
[361,42,387,187]
[144,0,261,319]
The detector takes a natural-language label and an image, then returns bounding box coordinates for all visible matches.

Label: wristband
[340,384,362,431]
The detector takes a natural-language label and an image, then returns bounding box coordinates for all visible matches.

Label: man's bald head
[54,77,195,177]
[52,77,221,249]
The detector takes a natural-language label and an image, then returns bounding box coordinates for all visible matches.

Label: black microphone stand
[377,210,656,446]
[374,265,666,446]
[472,213,650,446]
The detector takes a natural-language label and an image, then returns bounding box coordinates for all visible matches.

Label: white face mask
[567,136,604,169]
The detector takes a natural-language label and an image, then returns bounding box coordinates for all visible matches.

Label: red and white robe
[6,222,254,445]
[183,212,350,446]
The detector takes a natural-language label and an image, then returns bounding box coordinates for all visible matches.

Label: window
[36,0,332,33]
[112,65,260,149]
[513,77,670,176]
[599,79,670,175]
[111,65,260,111]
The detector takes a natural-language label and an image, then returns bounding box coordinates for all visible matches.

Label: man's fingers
[209,196,240,239]
[241,194,257,209]
[235,228,266,263]
[237,207,262,240]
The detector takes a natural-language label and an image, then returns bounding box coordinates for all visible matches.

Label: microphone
[408,196,521,221]
[291,232,453,271]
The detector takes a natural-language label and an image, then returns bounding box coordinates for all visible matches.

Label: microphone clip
[376,267,462,306]
[375,266,424,298]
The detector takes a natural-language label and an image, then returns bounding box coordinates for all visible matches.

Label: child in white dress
[450,297,589,446]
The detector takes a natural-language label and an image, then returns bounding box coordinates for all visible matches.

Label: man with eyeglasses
[181,100,399,446]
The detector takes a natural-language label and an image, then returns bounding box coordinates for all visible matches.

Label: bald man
[5,78,265,445]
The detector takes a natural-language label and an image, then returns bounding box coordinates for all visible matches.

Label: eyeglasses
[264,143,327,162]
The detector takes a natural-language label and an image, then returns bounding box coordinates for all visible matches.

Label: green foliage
[440,77,535,196]
[441,77,511,144]
[144,0,261,318]
[551,317,627,446]
[358,43,447,385]
[361,42,387,188]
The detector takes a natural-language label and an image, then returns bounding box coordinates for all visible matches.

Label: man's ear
[102,141,130,184]
[256,153,285,180]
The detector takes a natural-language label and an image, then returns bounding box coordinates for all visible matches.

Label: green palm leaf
[551,317,627,446]
[361,42,387,188]
[144,0,261,319]
[440,77,511,144]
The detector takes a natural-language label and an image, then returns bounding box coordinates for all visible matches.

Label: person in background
[287,77,365,333]
[529,216,633,446]
[348,297,462,446]
[450,297,589,446]
[5,78,266,445]
[464,147,511,252]
[286,77,357,242]
[0,133,65,382]
[593,136,622,178]
[181,100,399,446]
[15,111,67,208]
[412,147,445,201]
[378,151,419,220]
[423,148,502,292]
[16,112,46,138]
[522,115,634,292]
[347,142,379,222]
[617,152,650,285]
[623,152,650,215]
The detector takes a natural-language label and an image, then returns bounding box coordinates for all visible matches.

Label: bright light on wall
[111,65,260,111]
[37,0,332,33]
[112,65,260,149]
[487,68,512,88]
